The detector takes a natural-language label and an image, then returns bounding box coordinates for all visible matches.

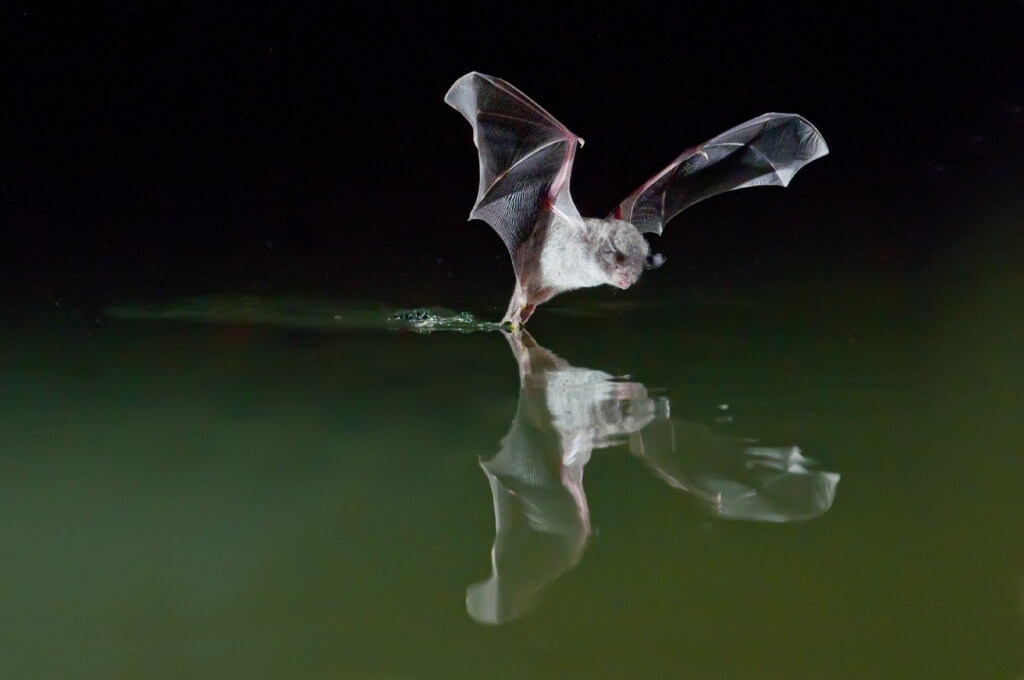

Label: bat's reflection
[466,330,840,625]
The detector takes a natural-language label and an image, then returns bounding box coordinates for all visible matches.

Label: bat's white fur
[540,218,647,290]
[503,217,649,326]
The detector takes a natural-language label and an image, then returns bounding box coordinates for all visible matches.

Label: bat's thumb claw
[645,253,666,270]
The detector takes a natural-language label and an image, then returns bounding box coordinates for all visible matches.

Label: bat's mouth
[614,276,636,290]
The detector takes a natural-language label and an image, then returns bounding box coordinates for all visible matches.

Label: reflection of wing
[633,421,840,522]
[611,113,829,235]
[466,422,590,626]
[445,72,585,257]
[467,330,658,625]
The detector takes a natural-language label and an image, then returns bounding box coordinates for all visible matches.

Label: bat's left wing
[446,72,585,262]
[611,113,828,235]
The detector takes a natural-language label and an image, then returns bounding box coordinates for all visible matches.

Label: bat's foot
[501,305,534,329]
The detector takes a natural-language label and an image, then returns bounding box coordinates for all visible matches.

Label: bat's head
[597,220,653,290]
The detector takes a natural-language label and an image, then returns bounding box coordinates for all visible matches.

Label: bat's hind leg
[519,304,537,324]
[500,282,553,327]
[501,284,530,328]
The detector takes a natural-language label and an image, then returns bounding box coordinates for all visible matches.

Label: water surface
[1,270,1022,678]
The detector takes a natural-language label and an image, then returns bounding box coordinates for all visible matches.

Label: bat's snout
[615,272,640,289]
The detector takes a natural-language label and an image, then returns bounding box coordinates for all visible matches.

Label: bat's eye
[613,251,626,265]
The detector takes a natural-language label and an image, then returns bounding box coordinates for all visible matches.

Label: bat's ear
[645,253,666,270]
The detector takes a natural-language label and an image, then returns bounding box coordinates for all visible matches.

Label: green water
[2,259,1022,678]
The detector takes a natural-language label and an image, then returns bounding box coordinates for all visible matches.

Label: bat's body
[446,72,829,327]
[505,216,650,324]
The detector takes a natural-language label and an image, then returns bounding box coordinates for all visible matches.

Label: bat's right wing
[445,72,585,258]
[611,113,828,235]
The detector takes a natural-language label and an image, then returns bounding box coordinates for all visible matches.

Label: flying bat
[445,72,829,327]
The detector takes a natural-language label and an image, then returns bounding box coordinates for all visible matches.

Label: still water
[1,269,1022,678]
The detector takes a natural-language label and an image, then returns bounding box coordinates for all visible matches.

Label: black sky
[5,2,1023,311]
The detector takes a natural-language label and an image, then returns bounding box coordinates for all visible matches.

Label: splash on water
[105,296,502,333]
[388,308,501,333]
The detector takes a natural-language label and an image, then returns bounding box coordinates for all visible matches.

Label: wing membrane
[612,113,828,234]
[446,72,584,254]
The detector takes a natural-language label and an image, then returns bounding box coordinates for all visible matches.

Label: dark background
[5,2,1023,315]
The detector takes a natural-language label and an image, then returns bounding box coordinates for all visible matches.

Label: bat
[445,72,829,326]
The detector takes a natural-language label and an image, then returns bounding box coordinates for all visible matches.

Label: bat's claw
[501,306,533,329]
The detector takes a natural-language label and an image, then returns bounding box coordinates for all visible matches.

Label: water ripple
[106,296,502,333]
